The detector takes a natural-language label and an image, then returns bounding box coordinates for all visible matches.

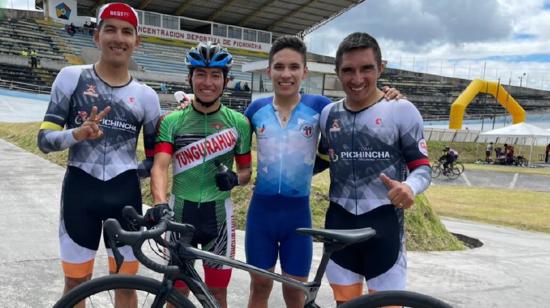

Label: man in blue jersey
[37,3,160,306]
[244,36,402,308]
[316,32,432,305]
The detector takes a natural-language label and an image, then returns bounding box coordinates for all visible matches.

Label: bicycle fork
[151,277,176,307]
[179,261,221,308]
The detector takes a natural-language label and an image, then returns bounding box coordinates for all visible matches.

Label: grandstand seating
[0,19,64,62]
[0,17,548,118]
[379,68,550,120]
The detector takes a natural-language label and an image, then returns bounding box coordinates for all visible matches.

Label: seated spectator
[494,147,505,165]
[243,82,250,92]
[160,82,168,94]
[66,23,76,36]
[234,81,242,91]
[226,75,236,89]
[505,145,514,165]
[485,142,494,163]
[82,21,93,35]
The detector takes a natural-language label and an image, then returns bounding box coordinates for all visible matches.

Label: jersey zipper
[102,88,112,181]
[278,134,283,194]
[275,103,297,194]
[352,112,358,215]
[199,112,208,208]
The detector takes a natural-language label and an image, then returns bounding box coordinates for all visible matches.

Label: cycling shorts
[171,197,235,289]
[245,193,312,277]
[325,202,406,301]
[59,166,142,278]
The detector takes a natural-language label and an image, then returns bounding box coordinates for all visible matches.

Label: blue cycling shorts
[245,193,312,277]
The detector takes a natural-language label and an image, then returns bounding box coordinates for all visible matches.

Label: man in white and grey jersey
[315,32,431,305]
[37,3,160,305]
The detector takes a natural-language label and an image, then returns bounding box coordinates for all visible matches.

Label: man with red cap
[37,3,159,306]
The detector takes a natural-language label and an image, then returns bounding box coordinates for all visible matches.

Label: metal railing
[0,78,51,94]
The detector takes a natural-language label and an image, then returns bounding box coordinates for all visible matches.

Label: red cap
[97,3,139,29]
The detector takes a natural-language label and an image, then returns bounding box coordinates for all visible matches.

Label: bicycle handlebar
[104,206,195,275]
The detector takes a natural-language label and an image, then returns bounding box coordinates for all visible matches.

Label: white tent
[480,122,550,165]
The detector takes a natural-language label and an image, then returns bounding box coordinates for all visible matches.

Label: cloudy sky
[4,0,550,90]
[305,0,550,90]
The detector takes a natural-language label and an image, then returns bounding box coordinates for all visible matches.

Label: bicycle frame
[105,207,373,308]
[166,239,340,308]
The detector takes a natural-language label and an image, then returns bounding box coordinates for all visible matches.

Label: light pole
[519,72,527,87]
[518,72,526,94]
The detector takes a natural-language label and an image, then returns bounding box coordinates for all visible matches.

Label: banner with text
[138,25,271,53]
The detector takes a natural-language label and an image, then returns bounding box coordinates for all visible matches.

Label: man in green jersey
[148,42,252,308]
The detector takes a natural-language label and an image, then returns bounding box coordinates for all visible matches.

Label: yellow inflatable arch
[449,79,526,129]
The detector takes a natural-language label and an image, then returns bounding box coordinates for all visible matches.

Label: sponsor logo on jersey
[329,119,341,132]
[328,148,339,162]
[418,139,428,156]
[172,128,238,175]
[256,124,266,137]
[375,117,382,125]
[83,84,99,98]
[301,124,313,138]
[128,97,136,104]
[101,118,137,133]
[75,111,88,125]
[338,150,391,160]
[212,122,224,130]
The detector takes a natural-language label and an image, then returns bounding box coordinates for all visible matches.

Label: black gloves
[144,203,172,225]
[215,162,239,191]
[137,157,154,178]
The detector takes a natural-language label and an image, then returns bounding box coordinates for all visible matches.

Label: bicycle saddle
[296,227,376,245]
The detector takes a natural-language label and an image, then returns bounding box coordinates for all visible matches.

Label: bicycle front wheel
[454,162,465,174]
[431,162,442,178]
[340,290,452,308]
[53,275,195,308]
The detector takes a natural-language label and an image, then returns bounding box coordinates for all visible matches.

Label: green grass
[425,185,550,233]
[0,121,464,251]
[464,163,550,176]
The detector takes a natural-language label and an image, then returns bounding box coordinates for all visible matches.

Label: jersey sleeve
[394,100,430,170]
[234,113,252,166]
[142,87,161,159]
[154,111,177,155]
[40,66,80,130]
[37,66,81,153]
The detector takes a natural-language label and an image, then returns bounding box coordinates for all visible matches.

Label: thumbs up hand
[380,173,414,209]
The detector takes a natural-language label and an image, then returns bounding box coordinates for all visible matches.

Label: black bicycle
[53,206,453,308]
[431,160,464,180]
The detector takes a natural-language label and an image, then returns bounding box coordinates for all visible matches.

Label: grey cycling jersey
[319,98,431,215]
[38,64,160,181]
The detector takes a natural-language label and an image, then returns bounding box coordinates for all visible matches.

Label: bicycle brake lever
[108,234,125,273]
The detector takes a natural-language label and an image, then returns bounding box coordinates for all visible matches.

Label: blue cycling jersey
[244,94,330,197]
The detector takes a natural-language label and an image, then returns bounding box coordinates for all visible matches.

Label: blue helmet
[186,41,233,71]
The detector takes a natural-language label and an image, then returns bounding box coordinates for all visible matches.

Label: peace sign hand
[73,106,112,141]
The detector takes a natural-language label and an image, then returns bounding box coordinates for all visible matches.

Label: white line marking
[461,172,472,186]
[509,173,519,189]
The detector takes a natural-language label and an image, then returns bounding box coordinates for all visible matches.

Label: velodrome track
[432,168,550,192]
[1,91,550,307]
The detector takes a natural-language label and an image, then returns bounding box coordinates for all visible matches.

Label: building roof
[60,0,364,37]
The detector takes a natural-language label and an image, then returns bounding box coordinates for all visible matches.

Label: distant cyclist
[316,32,431,305]
[148,41,252,308]
[440,146,458,172]
[37,3,160,306]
